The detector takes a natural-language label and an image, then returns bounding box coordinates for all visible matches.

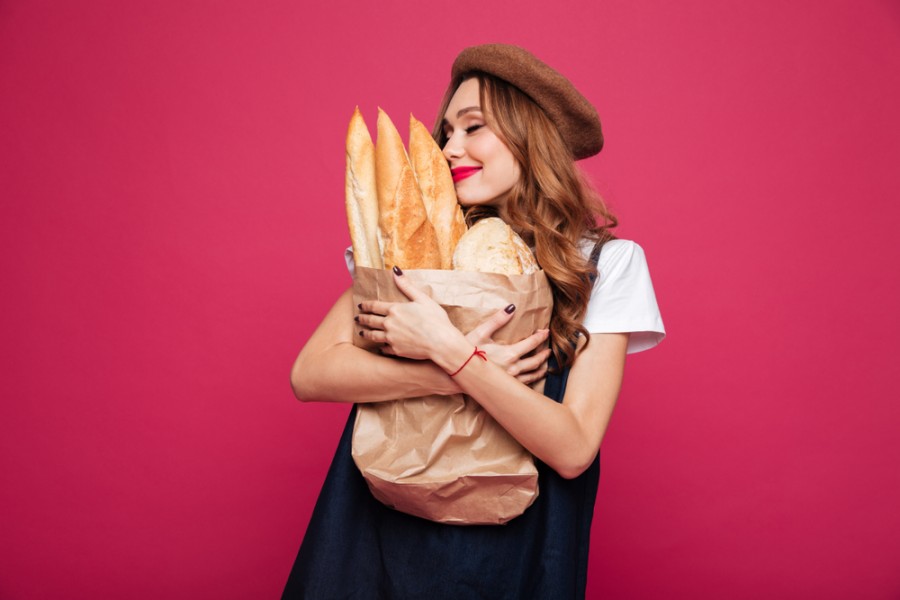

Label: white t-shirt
[578,239,665,354]
[344,238,664,355]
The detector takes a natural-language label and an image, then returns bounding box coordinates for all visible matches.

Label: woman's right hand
[464,307,552,386]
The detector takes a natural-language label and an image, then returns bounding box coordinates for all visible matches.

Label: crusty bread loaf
[345,107,383,269]
[408,114,467,269]
[452,218,539,275]
[375,108,441,270]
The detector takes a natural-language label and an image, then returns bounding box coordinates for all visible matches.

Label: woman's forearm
[430,331,628,479]
[290,288,459,403]
[291,342,458,403]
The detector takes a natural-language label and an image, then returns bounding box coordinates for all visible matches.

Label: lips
[450,166,482,183]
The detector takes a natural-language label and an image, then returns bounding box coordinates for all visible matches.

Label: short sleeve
[581,239,665,354]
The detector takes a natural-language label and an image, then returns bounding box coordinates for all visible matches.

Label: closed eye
[441,123,484,140]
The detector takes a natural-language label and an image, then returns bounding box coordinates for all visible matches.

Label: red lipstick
[451,166,482,183]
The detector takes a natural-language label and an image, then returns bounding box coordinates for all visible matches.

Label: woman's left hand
[357,267,462,361]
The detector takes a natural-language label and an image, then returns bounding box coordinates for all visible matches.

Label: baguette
[375,108,441,270]
[452,217,539,275]
[345,107,383,269]
[408,115,467,269]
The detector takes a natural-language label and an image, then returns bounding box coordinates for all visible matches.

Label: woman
[283,44,664,599]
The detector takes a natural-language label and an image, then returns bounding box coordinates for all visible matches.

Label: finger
[517,363,548,385]
[507,328,550,357]
[466,304,516,344]
[391,267,431,303]
[356,314,386,330]
[359,328,388,344]
[509,348,552,376]
[379,345,396,356]
[359,300,394,316]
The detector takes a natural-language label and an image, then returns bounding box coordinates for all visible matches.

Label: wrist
[447,347,488,377]
[430,333,476,374]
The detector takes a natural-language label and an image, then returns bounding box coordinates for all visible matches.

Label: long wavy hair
[432,71,618,370]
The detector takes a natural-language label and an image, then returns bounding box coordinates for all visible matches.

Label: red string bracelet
[448,347,487,377]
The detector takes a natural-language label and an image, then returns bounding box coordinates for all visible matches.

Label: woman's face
[441,78,521,210]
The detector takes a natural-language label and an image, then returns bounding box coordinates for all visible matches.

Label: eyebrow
[441,106,482,124]
[457,106,481,117]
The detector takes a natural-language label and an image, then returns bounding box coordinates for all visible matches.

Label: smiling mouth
[451,167,482,182]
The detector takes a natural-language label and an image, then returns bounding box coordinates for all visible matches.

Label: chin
[456,194,504,209]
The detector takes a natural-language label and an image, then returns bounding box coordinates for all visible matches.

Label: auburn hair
[431,72,618,370]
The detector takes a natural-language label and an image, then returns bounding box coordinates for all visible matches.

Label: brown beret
[451,44,603,159]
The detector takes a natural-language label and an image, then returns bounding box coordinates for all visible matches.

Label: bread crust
[375,109,441,270]
[452,217,538,275]
[511,230,539,274]
[408,115,467,269]
[345,107,383,269]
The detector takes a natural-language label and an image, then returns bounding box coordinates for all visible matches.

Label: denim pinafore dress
[283,243,605,600]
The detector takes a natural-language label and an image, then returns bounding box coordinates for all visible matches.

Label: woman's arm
[291,288,461,403]
[359,270,629,479]
[291,287,551,403]
[445,331,628,479]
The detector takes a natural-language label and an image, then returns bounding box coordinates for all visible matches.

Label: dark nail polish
[504,304,516,314]
[358,331,364,336]
[393,265,403,276]
[354,316,359,322]
[358,303,362,310]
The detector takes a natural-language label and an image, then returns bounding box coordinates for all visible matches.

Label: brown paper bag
[351,265,553,525]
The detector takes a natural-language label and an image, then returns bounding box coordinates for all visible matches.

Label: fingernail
[358,303,363,310]
[393,265,403,276]
[504,304,516,314]
[354,316,359,322]
[358,331,364,336]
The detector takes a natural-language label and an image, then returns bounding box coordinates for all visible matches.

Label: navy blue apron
[283,242,605,600]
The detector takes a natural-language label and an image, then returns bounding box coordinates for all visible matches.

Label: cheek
[494,153,520,189]
[504,155,521,182]
[475,138,518,176]
[467,136,495,160]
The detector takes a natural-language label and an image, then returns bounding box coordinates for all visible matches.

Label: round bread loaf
[452,218,538,275]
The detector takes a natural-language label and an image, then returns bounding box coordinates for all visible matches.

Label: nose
[442,131,464,162]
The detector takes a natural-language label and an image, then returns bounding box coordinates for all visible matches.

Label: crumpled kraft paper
[351,265,553,525]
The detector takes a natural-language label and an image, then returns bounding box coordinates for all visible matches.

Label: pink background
[2,1,899,598]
